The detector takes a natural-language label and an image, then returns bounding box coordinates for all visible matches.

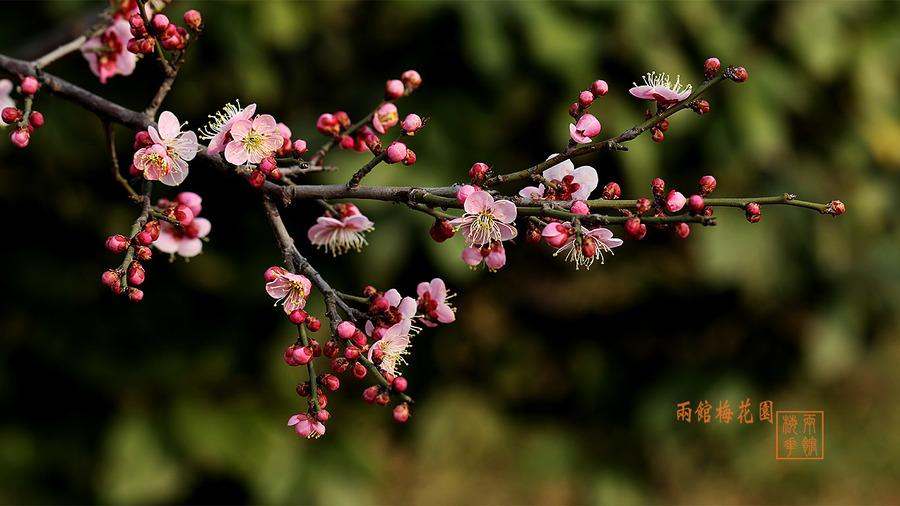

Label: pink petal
[207,132,227,156]
[435,304,455,323]
[542,155,574,182]
[192,217,212,238]
[148,126,163,145]
[463,191,494,214]
[153,230,179,253]
[240,104,257,120]
[384,289,401,308]
[571,166,599,201]
[490,199,517,223]
[287,414,302,426]
[266,279,291,299]
[157,111,180,140]
[629,85,655,100]
[224,141,248,165]
[496,222,518,241]
[429,278,447,302]
[398,297,417,320]
[461,246,483,267]
[416,282,429,298]
[229,119,252,141]
[253,114,277,132]
[343,215,374,231]
[569,124,592,144]
[518,185,545,199]
[177,238,203,257]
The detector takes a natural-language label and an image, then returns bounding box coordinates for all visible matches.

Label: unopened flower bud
[430,218,455,242]
[674,222,691,239]
[393,403,410,423]
[248,169,266,188]
[570,113,602,144]
[150,14,169,34]
[704,57,721,79]
[374,392,390,406]
[351,330,367,348]
[401,69,422,91]
[333,111,351,129]
[392,376,408,393]
[456,184,478,204]
[135,245,152,261]
[401,113,423,134]
[693,98,711,115]
[1,107,22,124]
[315,409,330,422]
[323,340,339,358]
[289,309,308,325]
[403,148,417,166]
[591,79,609,97]
[105,234,129,254]
[651,178,666,197]
[292,346,313,365]
[635,197,652,215]
[352,361,367,379]
[127,287,144,302]
[20,76,39,95]
[666,190,686,212]
[127,262,145,286]
[687,194,705,213]
[385,79,404,99]
[570,200,590,215]
[657,119,669,132]
[468,162,490,183]
[363,385,379,403]
[344,346,360,361]
[651,128,665,143]
[134,230,153,246]
[9,128,29,148]
[385,141,408,163]
[316,113,340,136]
[568,102,580,118]
[336,321,357,340]
[625,217,646,240]
[306,317,321,332]
[173,203,193,225]
[321,374,340,391]
[698,175,717,195]
[745,202,761,223]
[331,357,349,373]
[258,156,276,174]
[183,9,202,30]
[264,266,284,282]
[101,269,119,287]
[578,90,594,108]
[292,139,308,154]
[728,66,748,82]
[602,182,621,200]
[542,222,570,248]
[339,135,355,150]
[828,200,845,216]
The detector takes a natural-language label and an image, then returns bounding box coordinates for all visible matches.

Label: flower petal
[157,111,180,140]
[490,199,517,223]
[177,238,203,257]
[224,141,248,165]
[571,165,599,200]
[463,190,494,214]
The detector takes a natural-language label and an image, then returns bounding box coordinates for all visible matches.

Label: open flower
[288,413,325,439]
[365,288,417,336]
[462,241,506,271]
[416,278,455,327]
[629,71,692,105]
[449,191,517,247]
[368,319,412,376]
[0,79,15,126]
[551,226,623,270]
[224,114,283,165]
[518,155,598,201]
[154,217,211,258]
[133,143,173,182]
[569,113,601,144]
[307,206,375,256]
[141,111,199,186]
[199,102,257,156]
[81,19,137,84]
[372,103,399,134]
[265,268,313,314]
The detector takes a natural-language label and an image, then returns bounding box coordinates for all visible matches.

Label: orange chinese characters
[696,400,712,424]
[759,400,773,424]
[715,400,733,424]
[676,401,692,423]
[738,398,753,424]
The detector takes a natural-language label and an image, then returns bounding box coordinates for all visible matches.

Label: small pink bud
[385,141,408,163]
[339,135,355,150]
[729,66,748,83]
[344,346,360,361]
[331,357,349,374]
[570,200,590,215]
[635,197,652,215]
[651,128,665,143]
[150,14,169,34]
[569,113,601,144]
[665,191,686,213]
[306,317,321,332]
[578,90,594,108]
[745,202,761,223]
[374,392,390,406]
[401,70,422,91]
[625,217,646,240]
[183,9,202,30]
[323,340,339,358]
[292,139,308,154]
[101,270,119,287]
[139,37,156,54]
[693,99,711,115]
[1,107,22,124]
[468,162,490,183]
[704,57,721,78]
[336,321,357,340]
[9,128,29,148]
[674,222,691,239]
[456,184,478,205]
[20,76,39,95]
[129,14,144,30]
[351,330,367,348]
[127,287,144,302]
[401,113,423,134]
[591,79,609,97]
[372,103,398,134]
[602,182,621,200]
[135,230,153,246]
[828,200,845,216]
[316,113,340,136]
[173,203,194,225]
[430,218,455,242]
[105,234,129,254]
[393,403,410,423]
[568,102,581,118]
[315,409,330,422]
[352,361,367,379]
[248,169,266,188]
[143,221,160,241]
[258,156,276,174]
[369,295,390,314]
[651,178,666,197]
[385,79,404,99]
[133,130,152,149]
[698,175,717,195]
[321,374,340,391]
[403,148,417,166]
[292,346,313,365]
[127,262,145,286]
[393,376,408,393]
[135,246,152,261]
[541,222,570,248]
[289,309,308,325]
[687,195,705,213]
[264,266,285,282]
[362,385,379,403]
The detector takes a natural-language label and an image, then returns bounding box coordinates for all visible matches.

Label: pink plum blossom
[416,278,455,327]
[265,267,313,314]
[153,216,211,258]
[199,102,257,156]
[666,190,687,212]
[144,111,199,186]
[629,71,693,105]
[449,190,517,247]
[569,113,601,144]
[456,184,479,205]
[372,103,399,134]
[365,288,417,337]
[541,222,571,248]
[462,242,506,271]
[518,155,598,201]
[307,207,375,256]
[367,318,412,376]
[224,114,283,165]
[133,143,173,182]
[551,226,623,270]
[81,19,137,84]
[288,413,326,439]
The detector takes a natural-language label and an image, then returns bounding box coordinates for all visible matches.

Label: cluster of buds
[127,9,200,54]
[617,175,719,241]
[385,140,416,165]
[567,79,608,144]
[386,69,422,99]
[3,77,43,148]
[248,118,308,187]
[101,219,160,302]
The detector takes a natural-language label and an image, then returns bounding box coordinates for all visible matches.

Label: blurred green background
[2,1,899,504]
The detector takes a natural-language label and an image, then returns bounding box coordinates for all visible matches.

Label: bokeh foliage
[1,1,899,504]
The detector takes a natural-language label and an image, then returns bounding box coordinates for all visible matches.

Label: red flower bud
[183,9,202,30]
[289,309,308,325]
[352,361,367,379]
[693,99,711,115]
[385,79,404,99]
[248,169,266,188]
[344,346,360,361]
[20,76,39,95]
[306,317,321,332]
[323,340,340,358]
[331,357,349,373]
[698,175,717,195]
[135,245,152,261]
[578,90,594,108]
[321,374,340,391]
[651,178,666,197]
[745,202,761,223]
[127,262,145,286]
[590,79,609,97]
[703,57,721,79]
[625,217,646,240]
[363,385,379,403]
[568,102,581,119]
[401,70,422,91]
[635,197,652,215]
[393,403,410,423]
[430,219,455,243]
[150,14,169,34]
[333,111,351,129]
[393,376,408,393]
[728,66,748,82]
[101,269,120,287]
[828,200,845,216]
[468,162,490,184]
[1,107,22,124]
[351,330,367,348]
[687,195,705,213]
[651,128,665,143]
[336,321,357,340]
[105,234,129,254]
[403,148,417,166]
[674,222,690,239]
[127,287,144,302]
[602,182,621,200]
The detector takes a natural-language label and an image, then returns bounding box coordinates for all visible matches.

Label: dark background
[1,1,899,504]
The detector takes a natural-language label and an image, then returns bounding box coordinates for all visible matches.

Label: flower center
[199,101,243,140]
[289,279,307,298]
[243,130,266,152]
[468,211,499,246]
[143,153,169,175]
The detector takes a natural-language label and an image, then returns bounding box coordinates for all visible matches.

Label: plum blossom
[224,114,283,165]
[550,225,623,270]
[266,267,313,314]
[449,190,517,247]
[629,71,693,105]
[199,101,257,156]
[518,155,598,201]
[365,288,417,337]
[569,113,601,144]
[288,413,325,439]
[81,19,137,84]
[416,278,455,327]
[154,192,210,258]
[372,103,398,134]
[134,111,198,186]
[307,204,375,256]
[0,79,15,126]
[462,242,506,272]
[368,319,412,376]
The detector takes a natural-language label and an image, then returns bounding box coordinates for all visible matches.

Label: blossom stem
[32,35,86,70]
[103,120,140,200]
[297,324,322,413]
[346,152,388,189]
[581,193,832,213]
[117,181,153,292]
[335,290,370,305]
